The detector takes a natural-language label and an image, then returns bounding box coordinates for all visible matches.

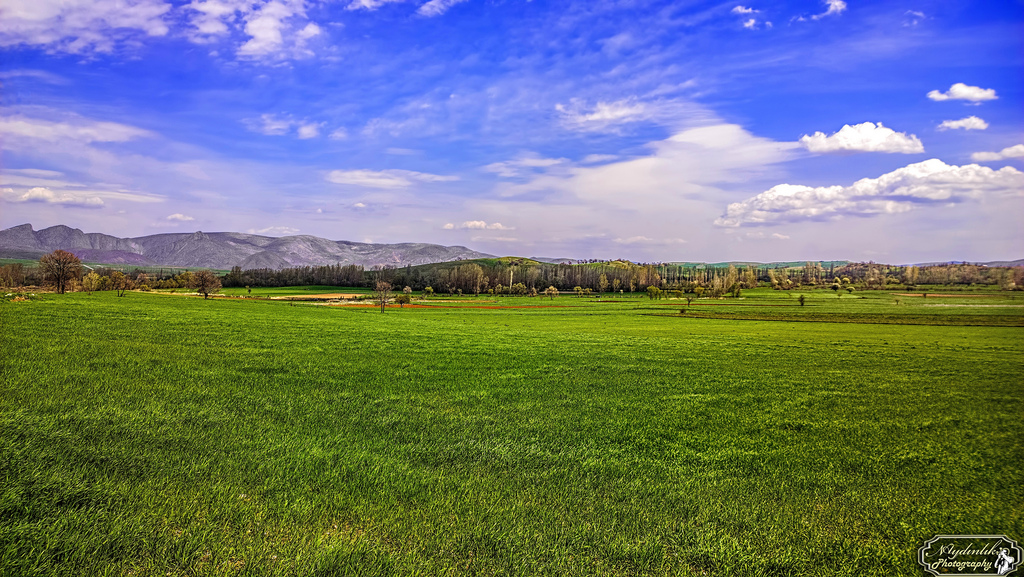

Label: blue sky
[1,0,1021,262]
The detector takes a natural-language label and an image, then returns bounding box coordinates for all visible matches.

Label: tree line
[5,252,1021,295]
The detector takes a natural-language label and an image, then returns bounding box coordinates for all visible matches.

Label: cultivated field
[1,289,1021,576]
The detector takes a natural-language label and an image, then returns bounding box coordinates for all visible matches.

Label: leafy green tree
[395,293,411,307]
[798,294,806,306]
[544,286,559,300]
[82,272,102,294]
[647,286,661,300]
[423,286,434,297]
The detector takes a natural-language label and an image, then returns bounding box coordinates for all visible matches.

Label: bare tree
[191,270,222,299]
[374,280,392,312]
[39,249,81,294]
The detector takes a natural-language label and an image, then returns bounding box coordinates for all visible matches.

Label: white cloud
[248,225,299,235]
[485,155,568,178]
[0,0,170,54]
[811,0,846,19]
[613,236,686,245]
[556,98,648,131]
[937,116,988,131]
[325,169,458,189]
[186,0,320,60]
[3,186,104,208]
[296,122,321,139]
[0,114,154,143]
[166,213,195,221]
[444,220,514,231]
[245,113,294,136]
[927,83,998,103]
[581,154,618,164]
[731,6,757,14]
[971,144,1024,162]
[329,128,348,140]
[346,0,406,10]
[715,159,1024,227]
[903,10,925,27]
[237,1,294,56]
[799,122,924,154]
[743,19,757,29]
[418,0,468,17]
[745,231,790,240]
[245,114,323,138]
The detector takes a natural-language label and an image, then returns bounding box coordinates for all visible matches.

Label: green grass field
[1,289,1021,576]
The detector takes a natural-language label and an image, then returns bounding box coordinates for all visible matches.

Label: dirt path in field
[893,293,997,297]
[325,303,573,309]
[270,293,362,300]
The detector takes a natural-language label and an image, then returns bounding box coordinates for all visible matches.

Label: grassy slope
[0,290,1021,576]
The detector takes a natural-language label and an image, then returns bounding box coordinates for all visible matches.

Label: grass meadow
[1,288,1021,576]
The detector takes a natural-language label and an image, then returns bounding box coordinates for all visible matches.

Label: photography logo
[919,535,1021,576]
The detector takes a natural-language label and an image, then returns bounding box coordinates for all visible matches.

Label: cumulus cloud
[799,122,924,154]
[937,116,988,131]
[0,0,170,54]
[166,213,195,221]
[418,0,468,17]
[326,169,458,189]
[715,159,1024,227]
[971,144,1024,162]
[556,98,648,131]
[927,83,998,103]
[187,0,320,59]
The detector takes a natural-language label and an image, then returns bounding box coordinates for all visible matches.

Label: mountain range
[0,224,495,270]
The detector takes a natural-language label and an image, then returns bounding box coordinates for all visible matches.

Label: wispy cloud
[444,220,513,230]
[556,98,648,131]
[484,155,568,178]
[244,114,323,138]
[166,213,195,221]
[248,225,300,235]
[417,0,468,17]
[326,169,458,189]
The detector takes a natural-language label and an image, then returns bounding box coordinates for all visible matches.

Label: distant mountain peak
[0,224,495,269]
